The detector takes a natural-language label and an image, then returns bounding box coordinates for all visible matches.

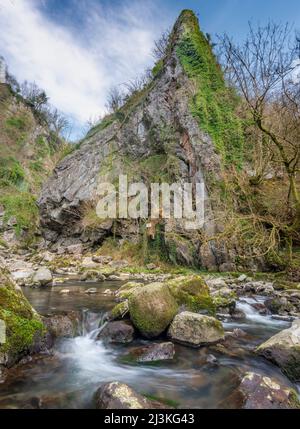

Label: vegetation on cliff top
[176,10,244,166]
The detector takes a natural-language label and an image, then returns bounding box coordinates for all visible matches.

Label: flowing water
[0,280,298,409]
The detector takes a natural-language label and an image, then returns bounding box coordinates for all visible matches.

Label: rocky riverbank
[1,243,300,408]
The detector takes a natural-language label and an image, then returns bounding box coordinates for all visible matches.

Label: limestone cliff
[38,10,243,270]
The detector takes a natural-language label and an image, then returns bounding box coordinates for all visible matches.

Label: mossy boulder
[0,269,45,367]
[116,282,142,300]
[167,275,215,315]
[168,311,224,347]
[128,282,178,338]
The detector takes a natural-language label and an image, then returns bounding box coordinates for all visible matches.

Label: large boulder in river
[168,311,224,347]
[167,275,215,315]
[223,372,300,409]
[256,319,300,381]
[94,382,168,409]
[97,321,134,344]
[129,282,178,338]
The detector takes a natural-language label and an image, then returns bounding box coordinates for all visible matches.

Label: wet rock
[97,321,135,344]
[59,289,71,295]
[271,315,296,322]
[94,382,168,409]
[107,275,123,281]
[224,372,300,409]
[206,354,218,364]
[237,274,247,282]
[43,311,81,340]
[230,309,246,320]
[168,311,224,347]
[80,270,105,282]
[129,282,178,338]
[265,297,294,315]
[243,281,274,295]
[32,268,53,287]
[256,319,300,381]
[127,342,175,363]
[84,288,98,294]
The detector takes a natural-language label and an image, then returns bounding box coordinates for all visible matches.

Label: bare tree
[20,81,48,113]
[152,29,171,60]
[219,22,300,230]
[44,107,70,137]
[105,86,125,113]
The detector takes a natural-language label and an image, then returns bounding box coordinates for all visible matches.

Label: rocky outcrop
[128,282,178,338]
[37,10,235,270]
[224,372,300,409]
[94,382,168,409]
[168,311,224,346]
[256,319,300,381]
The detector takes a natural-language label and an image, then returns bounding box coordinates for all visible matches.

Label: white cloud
[0,0,171,136]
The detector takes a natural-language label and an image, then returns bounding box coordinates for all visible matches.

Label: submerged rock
[129,282,178,338]
[256,319,300,381]
[168,311,224,347]
[224,372,300,409]
[126,342,175,363]
[80,270,105,282]
[94,382,167,409]
[97,321,135,344]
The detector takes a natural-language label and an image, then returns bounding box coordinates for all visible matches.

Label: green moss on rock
[167,275,216,315]
[129,282,178,338]
[0,269,45,365]
[176,10,244,166]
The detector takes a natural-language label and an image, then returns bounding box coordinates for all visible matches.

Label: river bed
[0,280,298,409]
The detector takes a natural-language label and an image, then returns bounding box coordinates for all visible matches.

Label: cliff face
[38,10,243,270]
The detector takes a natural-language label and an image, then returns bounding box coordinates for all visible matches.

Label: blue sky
[0,0,299,140]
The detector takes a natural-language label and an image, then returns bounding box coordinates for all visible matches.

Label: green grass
[0,157,26,188]
[0,192,39,236]
[5,116,27,130]
[176,10,244,166]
